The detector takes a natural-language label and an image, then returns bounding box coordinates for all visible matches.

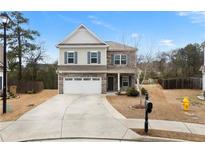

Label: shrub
[126,87,139,97]
[141,87,148,95]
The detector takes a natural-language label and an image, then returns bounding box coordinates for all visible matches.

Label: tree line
[0,12,57,89]
[138,43,204,80]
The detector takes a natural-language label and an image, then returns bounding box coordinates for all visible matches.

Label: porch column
[117,73,120,92]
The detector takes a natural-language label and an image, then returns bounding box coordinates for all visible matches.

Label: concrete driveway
[0,94,139,141]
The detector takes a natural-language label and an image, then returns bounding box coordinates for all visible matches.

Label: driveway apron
[0,94,139,141]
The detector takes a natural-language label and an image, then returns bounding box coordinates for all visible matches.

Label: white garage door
[63,77,101,94]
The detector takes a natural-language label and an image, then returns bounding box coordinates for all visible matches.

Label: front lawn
[0,89,57,121]
[106,84,205,124]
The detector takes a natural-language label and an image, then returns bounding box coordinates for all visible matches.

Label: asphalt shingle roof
[106,41,137,52]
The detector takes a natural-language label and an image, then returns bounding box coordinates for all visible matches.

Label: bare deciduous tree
[135,40,154,106]
[25,42,46,80]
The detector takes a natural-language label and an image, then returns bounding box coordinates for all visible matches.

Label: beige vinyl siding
[59,47,107,65]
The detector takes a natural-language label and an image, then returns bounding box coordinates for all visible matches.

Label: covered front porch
[107,73,135,92]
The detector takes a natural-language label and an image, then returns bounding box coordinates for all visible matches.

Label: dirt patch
[0,90,57,121]
[106,84,205,124]
[133,129,205,142]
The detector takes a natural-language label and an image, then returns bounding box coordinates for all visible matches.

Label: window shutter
[75,52,78,64]
[98,51,101,64]
[111,54,114,65]
[87,52,90,64]
[64,52,67,64]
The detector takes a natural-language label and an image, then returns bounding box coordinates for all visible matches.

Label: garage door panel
[63,77,101,94]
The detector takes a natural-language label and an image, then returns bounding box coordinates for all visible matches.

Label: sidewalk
[119,119,205,136]
[104,97,205,136]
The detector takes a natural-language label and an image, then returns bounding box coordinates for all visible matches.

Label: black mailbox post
[144,93,153,133]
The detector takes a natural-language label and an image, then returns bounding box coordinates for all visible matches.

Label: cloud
[57,14,81,24]
[131,33,140,39]
[160,39,175,47]
[177,12,190,16]
[88,15,117,31]
[177,11,205,26]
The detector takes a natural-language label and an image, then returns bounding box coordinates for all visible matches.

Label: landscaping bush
[141,87,148,95]
[126,87,139,97]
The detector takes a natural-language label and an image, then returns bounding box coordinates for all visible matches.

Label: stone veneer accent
[58,73,107,94]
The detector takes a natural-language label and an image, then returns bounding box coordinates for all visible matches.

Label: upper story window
[114,54,127,65]
[88,51,101,64]
[114,55,121,64]
[91,52,98,64]
[67,52,75,64]
[64,51,77,64]
[121,55,127,64]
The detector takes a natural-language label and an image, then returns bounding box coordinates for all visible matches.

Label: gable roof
[57,24,107,47]
[106,41,136,52]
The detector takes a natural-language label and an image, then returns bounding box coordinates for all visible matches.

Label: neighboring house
[0,45,3,92]
[57,24,137,94]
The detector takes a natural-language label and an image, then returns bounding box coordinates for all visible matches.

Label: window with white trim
[122,76,129,87]
[83,78,91,81]
[114,54,127,65]
[90,52,98,64]
[114,55,121,64]
[65,77,73,81]
[92,77,100,81]
[74,78,82,81]
[67,51,75,64]
[121,55,127,64]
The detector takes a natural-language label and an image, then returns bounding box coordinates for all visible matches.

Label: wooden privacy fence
[8,81,44,93]
[158,77,202,89]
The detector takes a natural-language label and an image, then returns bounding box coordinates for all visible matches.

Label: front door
[107,76,114,91]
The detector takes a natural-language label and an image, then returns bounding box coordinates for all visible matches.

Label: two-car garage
[63,77,102,94]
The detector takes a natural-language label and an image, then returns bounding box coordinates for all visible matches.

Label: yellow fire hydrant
[182,97,190,111]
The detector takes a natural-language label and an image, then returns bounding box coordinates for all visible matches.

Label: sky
[22,11,205,63]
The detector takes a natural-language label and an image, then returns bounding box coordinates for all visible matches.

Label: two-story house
[57,24,137,94]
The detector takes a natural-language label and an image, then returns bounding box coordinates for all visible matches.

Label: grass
[0,89,58,121]
[107,84,205,124]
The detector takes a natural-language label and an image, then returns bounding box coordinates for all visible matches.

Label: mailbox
[144,93,153,133]
[146,101,153,113]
